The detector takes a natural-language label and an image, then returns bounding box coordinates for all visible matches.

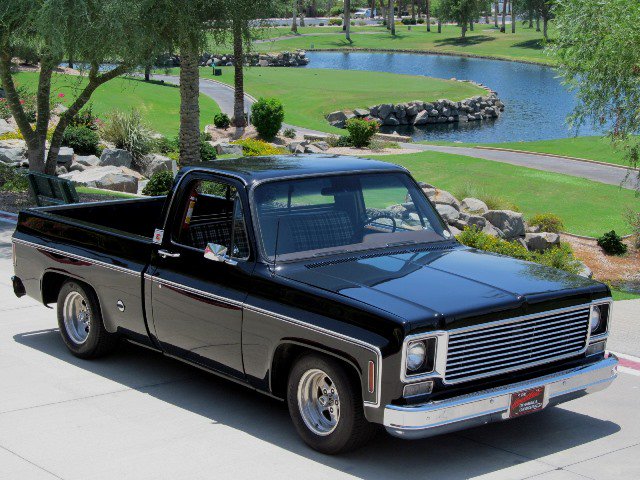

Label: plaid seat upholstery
[285,210,354,252]
[189,221,249,258]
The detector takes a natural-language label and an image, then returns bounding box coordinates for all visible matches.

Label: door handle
[158,249,181,259]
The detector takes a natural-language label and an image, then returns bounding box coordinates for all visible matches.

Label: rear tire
[56,280,118,359]
[287,353,377,454]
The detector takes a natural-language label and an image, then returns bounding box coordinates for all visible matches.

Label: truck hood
[279,246,605,332]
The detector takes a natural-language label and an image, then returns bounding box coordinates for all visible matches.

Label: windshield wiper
[385,240,419,247]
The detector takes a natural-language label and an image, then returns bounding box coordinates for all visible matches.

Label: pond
[304,51,598,143]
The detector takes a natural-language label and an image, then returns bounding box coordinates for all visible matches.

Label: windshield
[253,172,450,261]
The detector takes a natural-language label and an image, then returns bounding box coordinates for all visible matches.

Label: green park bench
[27,172,79,207]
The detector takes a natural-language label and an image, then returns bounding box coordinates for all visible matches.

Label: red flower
[58,93,65,98]
[19,99,25,105]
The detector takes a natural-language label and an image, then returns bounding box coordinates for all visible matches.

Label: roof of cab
[179,154,407,185]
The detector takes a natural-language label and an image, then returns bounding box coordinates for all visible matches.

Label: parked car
[353,8,372,18]
[11,155,618,454]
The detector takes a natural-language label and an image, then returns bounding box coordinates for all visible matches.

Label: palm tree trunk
[232,21,246,128]
[179,43,201,164]
[501,0,507,32]
[511,3,515,33]
[291,1,298,33]
[390,0,395,35]
[411,0,415,22]
[426,0,431,31]
[344,0,352,41]
[494,1,499,27]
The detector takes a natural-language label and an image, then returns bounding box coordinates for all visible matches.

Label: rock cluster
[287,139,330,154]
[415,182,565,254]
[161,50,310,68]
[326,94,505,129]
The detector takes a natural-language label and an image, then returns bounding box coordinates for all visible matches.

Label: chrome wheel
[62,291,91,345]
[297,368,340,436]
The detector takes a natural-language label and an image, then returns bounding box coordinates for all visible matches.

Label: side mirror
[204,242,237,265]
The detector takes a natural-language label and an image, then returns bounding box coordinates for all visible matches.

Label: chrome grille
[444,307,591,384]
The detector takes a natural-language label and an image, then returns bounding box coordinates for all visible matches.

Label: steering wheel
[364,213,398,232]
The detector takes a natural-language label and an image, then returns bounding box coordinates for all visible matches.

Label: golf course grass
[372,150,638,237]
[193,67,486,134]
[12,72,220,137]
[425,136,635,168]
[250,23,553,65]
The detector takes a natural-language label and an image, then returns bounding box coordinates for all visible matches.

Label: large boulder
[353,108,370,117]
[525,232,560,251]
[74,155,101,167]
[214,142,243,155]
[413,110,430,125]
[0,145,27,165]
[435,204,460,223]
[60,166,138,193]
[55,147,74,169]
[326,111,348,124]
[0,119,15,135]
[136,153,176,178]
[482,222,504,238]
[461,197,489,214]
[482,210,525,238]
[99,148,133,168]
[432,189,461,211]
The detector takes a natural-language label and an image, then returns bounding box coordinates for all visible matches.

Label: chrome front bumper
[384,355,618,439]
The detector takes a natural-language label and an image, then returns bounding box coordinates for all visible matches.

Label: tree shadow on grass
[511,39,545,50]
[434,35,496,47]
[11,327,622,480]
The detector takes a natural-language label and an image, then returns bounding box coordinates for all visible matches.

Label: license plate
[509,386,545,418]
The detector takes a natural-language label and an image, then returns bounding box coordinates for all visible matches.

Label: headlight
[406,341,426,371]
[590,306,602,333]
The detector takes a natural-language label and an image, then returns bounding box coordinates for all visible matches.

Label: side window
[174,179,250,259]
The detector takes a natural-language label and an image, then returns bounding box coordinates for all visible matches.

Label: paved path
[155,72,640,190]
[1,222,639,479]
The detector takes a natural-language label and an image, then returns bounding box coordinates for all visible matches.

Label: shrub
[328,18,343,26]
[283,127,296,139]
[401,18,417,25]
[528,213,565,233]
[417,18,425,24]
[625,209,640,248]
[345,117,379,148]
[597,230,628,255]
[213,112,230,129]
[0,98,11,120]
[0,164,28,192]
[318,22,325,26]
[16,87,36,122]
[200,139,217,162]
[62,125,100,155]
[456,226,581,274]
[327,135,352,147]
[251,97,284,140]
[69,105,100,130]
[0,131,23,141]
[232,138,286,156]
[453,183,521,212]
[151,135,178,155]
[101,109,153,160]
[142,170,174,196]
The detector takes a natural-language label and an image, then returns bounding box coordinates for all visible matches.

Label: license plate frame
[509,386,546,418]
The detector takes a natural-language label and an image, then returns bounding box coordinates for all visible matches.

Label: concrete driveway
[1,222,639,480]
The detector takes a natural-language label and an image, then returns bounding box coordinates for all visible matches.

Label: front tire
[287,353,377,454]
[57,280,118,359]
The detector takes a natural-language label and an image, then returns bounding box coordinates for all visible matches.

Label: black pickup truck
[11,155,618,454]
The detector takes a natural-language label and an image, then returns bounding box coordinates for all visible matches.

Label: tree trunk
[68,56,74,69]
[370,0,376,18]
[511,4,515,33]
[144,65,151,82]
[501,0,507,32]
[178,43,201,164]
[344,0,352,41]
[47,64,130,171]
[528,6,533,27]
[426,0,431,31]
[543,16,548,39]
[411,0,415,22]
[232,21,246,128]
[437,18,441,33]
[470,20,474,31]
[536,13,540,31]
[461,22,467,38]
[300,13,305,27]
[390,0,395,35]
[494,1,499,27]
[291,1,298,33]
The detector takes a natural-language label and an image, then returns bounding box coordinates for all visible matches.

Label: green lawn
[191,67,485,134]
[426,136,634,168]
[11,72,220,137]
[250,23,553,65]
[371,150,638,237]
[611,289,640,301]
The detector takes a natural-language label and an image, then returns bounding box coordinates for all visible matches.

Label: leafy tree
[0,0,152,173]
[550,0,640,177]
[436,0,487,37]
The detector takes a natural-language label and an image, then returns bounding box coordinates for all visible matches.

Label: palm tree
[344,0,352,41]
[232,20,246,129]
[178,40,201,165]
[511,2,515,32]
[501,0,507,32]
[389,0,396,35]
[426,0,431,31]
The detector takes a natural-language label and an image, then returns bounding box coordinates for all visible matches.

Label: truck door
[147,174,253,379]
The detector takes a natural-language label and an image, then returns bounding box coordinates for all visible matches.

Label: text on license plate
[510,386,545,418]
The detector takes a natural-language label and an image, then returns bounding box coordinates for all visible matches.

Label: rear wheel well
[270,343,362,401]
[42,273,94,306]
